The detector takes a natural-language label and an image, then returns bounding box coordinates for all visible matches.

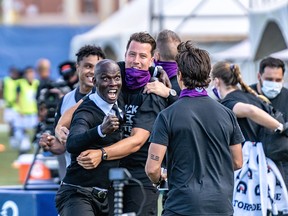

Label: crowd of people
[0,57,79,157]
[1,59,47,156]
[1,29,288,216]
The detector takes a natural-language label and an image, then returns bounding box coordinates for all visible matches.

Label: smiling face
[76,55,103,94]
[125,40,154,70]
[94,60,122,104]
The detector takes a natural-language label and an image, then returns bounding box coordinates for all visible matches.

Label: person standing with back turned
[144,29,181,100]
[145,41,244,216]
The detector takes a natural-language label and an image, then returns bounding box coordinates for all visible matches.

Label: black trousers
[55,184,109,216]
[162,209,233,216]
[162,209,183,216]
[122,185,159,216]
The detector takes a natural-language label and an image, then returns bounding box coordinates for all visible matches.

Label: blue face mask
[212,87,221,100]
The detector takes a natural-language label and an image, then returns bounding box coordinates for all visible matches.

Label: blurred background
[0,0,288,185]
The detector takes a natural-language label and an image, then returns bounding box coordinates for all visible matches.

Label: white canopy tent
[212,39,288,85]
[69,0,149,60]
[212,0,288,84]
[212,40,288,61]
[69,0,249,61]
[70,0,288,85]
[249,0,288,60]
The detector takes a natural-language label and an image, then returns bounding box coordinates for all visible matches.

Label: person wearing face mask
[211,61,287,144]
[250,56,288,195]
[211,61,288,215]
[250,57,287,101]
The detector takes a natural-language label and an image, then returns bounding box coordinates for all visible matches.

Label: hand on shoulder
[143,80,170,98]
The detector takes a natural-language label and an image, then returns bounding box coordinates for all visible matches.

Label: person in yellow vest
[1,66,21,149]
[14,66,39,155]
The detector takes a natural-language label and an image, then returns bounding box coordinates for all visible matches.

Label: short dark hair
[175,40,211,89]
[23,66,34,74]
[259,57,285,75]
[75,45,106,63]
[126,32,156,56]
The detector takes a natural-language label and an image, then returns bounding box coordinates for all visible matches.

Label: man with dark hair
[250,56,288,190]
[251,57,286,110]
[55,59,123,216]
[77,32,168,215]
[146,41,244,216]
[39,45,106,179]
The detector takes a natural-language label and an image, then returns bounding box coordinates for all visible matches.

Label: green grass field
[0,131,20,185]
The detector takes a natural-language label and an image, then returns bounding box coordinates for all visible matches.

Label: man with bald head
[36,58,51,79]
[55,59,124,216]
[35,58,52,100]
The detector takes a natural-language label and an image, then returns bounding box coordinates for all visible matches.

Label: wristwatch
[169,89,177,97]
[100,148,108,160]
[167,89,177,105]
[274,123,283,134]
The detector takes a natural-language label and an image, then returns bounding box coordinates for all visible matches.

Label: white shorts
[3,108,18,125]
[14,114,38,129]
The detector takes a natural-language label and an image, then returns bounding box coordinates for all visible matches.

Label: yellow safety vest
[17,78,39,115]
[3,76,19,110]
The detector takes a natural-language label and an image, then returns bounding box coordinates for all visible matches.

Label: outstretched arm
[55,98,84,143]
[39,133,66,155]
[233,102,283,131]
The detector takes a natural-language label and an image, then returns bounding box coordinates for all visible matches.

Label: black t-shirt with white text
[118,62,168,187]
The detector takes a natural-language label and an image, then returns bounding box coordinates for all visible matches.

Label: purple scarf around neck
[125,68,151,90]
[179,88,208,98]
[154,60,178,79]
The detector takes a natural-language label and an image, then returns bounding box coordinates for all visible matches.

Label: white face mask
[261,80,282,99]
